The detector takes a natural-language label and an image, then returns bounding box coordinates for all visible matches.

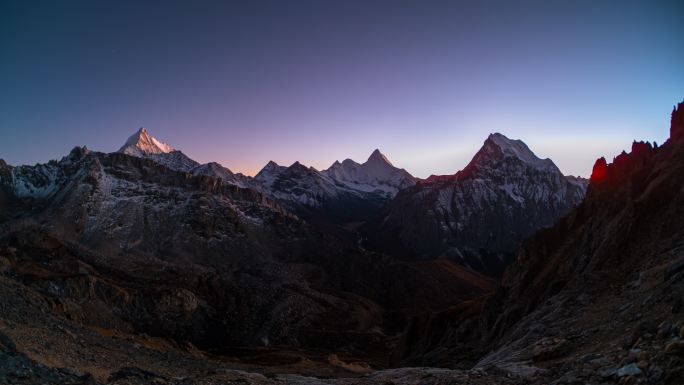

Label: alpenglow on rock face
[368,133,587,277]
[190,161,250,188]
[118,127,200,172]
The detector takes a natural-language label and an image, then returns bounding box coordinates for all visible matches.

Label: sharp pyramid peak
[119,127,175,155]
[289,161,310,171]
[460,132,558,174]
[257,160,284,175]
[483,133,545,163]
[366,148,394,166]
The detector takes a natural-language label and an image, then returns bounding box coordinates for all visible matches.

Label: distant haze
[1,0,682,178]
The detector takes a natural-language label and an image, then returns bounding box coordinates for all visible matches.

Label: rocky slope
[189,162,251,188]
[3,104,684,384]
[395,102,684,384]
[475,102,684,382]
[366,133,587,277]
[0,145,494,359]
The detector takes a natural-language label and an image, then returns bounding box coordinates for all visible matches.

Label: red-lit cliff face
[474,102,684,381]
[587,102,684,187]
[590,157,608,182]
[587,101,684,186]
[588,140,657,186]
[397,101,684,383]
[671,101,684,142]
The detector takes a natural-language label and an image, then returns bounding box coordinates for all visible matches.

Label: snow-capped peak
[260,161,283,173]
[119,127,175,156]
[323,149,416,197]
[476,133,555,170]
[367,149,393,167]
[254,161,286,186]
[191,162,234,178]
[116,127,199,172]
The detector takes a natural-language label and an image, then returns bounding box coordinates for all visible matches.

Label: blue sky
[1,0,682,177]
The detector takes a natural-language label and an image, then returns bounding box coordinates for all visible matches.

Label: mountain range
[0,124,588,350]
[109,127,588,270]
[366,133,587,276]
[0,127,594,275]
[4,102,684,384]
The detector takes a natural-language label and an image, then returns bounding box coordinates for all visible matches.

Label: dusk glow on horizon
[1,0,683,178]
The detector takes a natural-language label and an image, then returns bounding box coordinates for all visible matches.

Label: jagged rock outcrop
[475,116,684,383]
[190,161,250,188]
[396,101,684,384]
[670,101,684,142]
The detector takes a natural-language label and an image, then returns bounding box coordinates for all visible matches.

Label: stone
[657,322,675,339]
[580,353,603,363]
[616,363,642,377]
[673,295,684,313]
[531,336,568,362]
[599,366,618,379]
[664,340,684,355]
[626,348,649,363]
[621,333,638,350]
[587,356,610,369]
[648,365,664,382]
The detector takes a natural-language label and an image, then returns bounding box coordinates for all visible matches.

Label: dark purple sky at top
[1,0,683,177]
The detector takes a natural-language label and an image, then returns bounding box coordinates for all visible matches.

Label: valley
[0,104,683,384]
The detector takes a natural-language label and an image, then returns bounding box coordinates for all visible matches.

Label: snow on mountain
[190,162,250,188]
[460,133,586,204]
[485,133,554,169]
[368,133,587,277]
[0,146,90,200]
[253,161,360,207]
[254,161,288,189]
[119,127,174,155]
[117,127,199,172]
[323,149,416,197]
[249,150,416,220]
[114,129,415,210]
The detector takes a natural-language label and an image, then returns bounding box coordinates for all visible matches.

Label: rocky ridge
[394,101,684,384]
[366,133,587,277]
[4,103,684,385]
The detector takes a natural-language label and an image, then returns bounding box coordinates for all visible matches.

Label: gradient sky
[1,0,683,177]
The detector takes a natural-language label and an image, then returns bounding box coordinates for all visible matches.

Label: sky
[1,0,683,178]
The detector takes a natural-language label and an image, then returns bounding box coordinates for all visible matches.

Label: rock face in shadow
[4,104,684,383]
[670,101,684,142]
[395,102,684,384]
[366,133,586,277]
[0,149,494,359]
